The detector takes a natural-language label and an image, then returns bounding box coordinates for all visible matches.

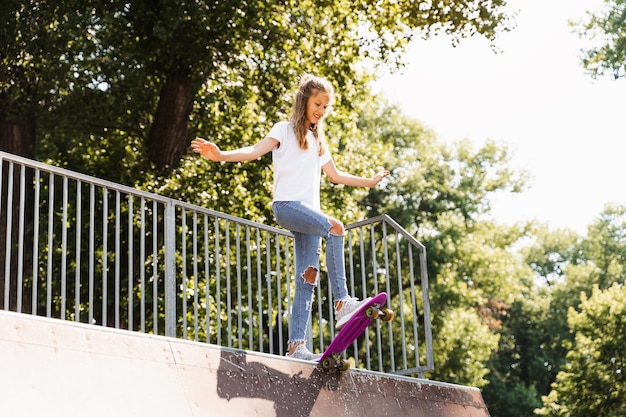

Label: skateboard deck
[318,292,394,372]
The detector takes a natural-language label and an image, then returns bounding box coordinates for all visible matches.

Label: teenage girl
[191,74,390,360]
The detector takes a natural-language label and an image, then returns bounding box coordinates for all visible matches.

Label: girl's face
[305,91,331,127]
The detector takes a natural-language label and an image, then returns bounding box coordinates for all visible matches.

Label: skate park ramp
[0,310,490,416]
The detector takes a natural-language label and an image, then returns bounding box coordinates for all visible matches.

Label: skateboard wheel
[381,308,395,322]
[339,359,350,372]
[321,357,334,371]
[365,306,379,319]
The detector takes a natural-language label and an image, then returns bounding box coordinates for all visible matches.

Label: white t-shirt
[267,121,331,209]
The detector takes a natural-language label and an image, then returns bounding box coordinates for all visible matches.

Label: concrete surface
[0,310,490,416]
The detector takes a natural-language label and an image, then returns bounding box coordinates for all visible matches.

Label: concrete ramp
[0,311,490,416]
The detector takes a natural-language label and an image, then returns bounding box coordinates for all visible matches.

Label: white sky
[374,0,626,235]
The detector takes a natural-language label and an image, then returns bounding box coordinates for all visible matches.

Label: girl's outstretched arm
[322,159,390,188]
[191,137,279,162]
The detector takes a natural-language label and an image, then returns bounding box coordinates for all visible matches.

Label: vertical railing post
[3,162,14,307]
[164,200,177,337]
[420,246,434,375]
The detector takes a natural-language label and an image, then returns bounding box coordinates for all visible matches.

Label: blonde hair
[289,73,334,156]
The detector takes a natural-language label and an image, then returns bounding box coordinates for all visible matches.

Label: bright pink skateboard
[318,292,394,372]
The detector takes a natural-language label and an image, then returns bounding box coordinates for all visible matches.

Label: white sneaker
[286,343,322,362]
[334,296,372,330]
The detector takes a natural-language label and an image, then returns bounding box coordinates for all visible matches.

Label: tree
[432,306,500,388]
[572,0,626,79]
[484,206,626,415]
[3,0,517,171]
[345,99,534,387]
[1,1,99,309]
[537,283,626,417]
[483,281,563,417]
[1,0,517,312]
[424,215,532,388]
[583,203,626,288]
[1,1,85,158]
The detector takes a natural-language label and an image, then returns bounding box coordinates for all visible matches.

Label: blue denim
[272,201,349,343]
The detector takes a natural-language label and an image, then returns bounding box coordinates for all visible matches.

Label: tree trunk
[147,75,195,170]
[0,110,36,313]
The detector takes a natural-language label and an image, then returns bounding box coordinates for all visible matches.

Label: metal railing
[0,151,433,377]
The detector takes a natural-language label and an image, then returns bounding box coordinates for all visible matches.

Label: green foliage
[583,203,626,288]
[485,205,626,416]
[424,216,534,390]
[483,287,562,417]
[485,381,542,417]
[2,0,517,169]
[572,0,626,79]
[522,225,584,284]
[430,306,500,388]
[1,1,94,118]
[537,283,626,416]
[348,98,536,388]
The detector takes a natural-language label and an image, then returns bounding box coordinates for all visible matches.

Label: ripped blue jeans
[272,201,349,344]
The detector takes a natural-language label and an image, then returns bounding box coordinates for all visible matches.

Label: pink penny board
[319,292,388,368]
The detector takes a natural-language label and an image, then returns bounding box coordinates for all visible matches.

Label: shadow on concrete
[215,348,492,417]
[216,349,341,416]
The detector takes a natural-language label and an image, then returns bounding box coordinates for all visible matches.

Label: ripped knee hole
[302,266,318,285]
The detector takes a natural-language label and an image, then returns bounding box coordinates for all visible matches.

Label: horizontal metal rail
[0,151,433,377]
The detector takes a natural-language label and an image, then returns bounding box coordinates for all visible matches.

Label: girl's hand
[372,169,391,186]
[191,137,221,161]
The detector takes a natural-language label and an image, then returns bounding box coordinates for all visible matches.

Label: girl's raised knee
[328,218,344,236]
